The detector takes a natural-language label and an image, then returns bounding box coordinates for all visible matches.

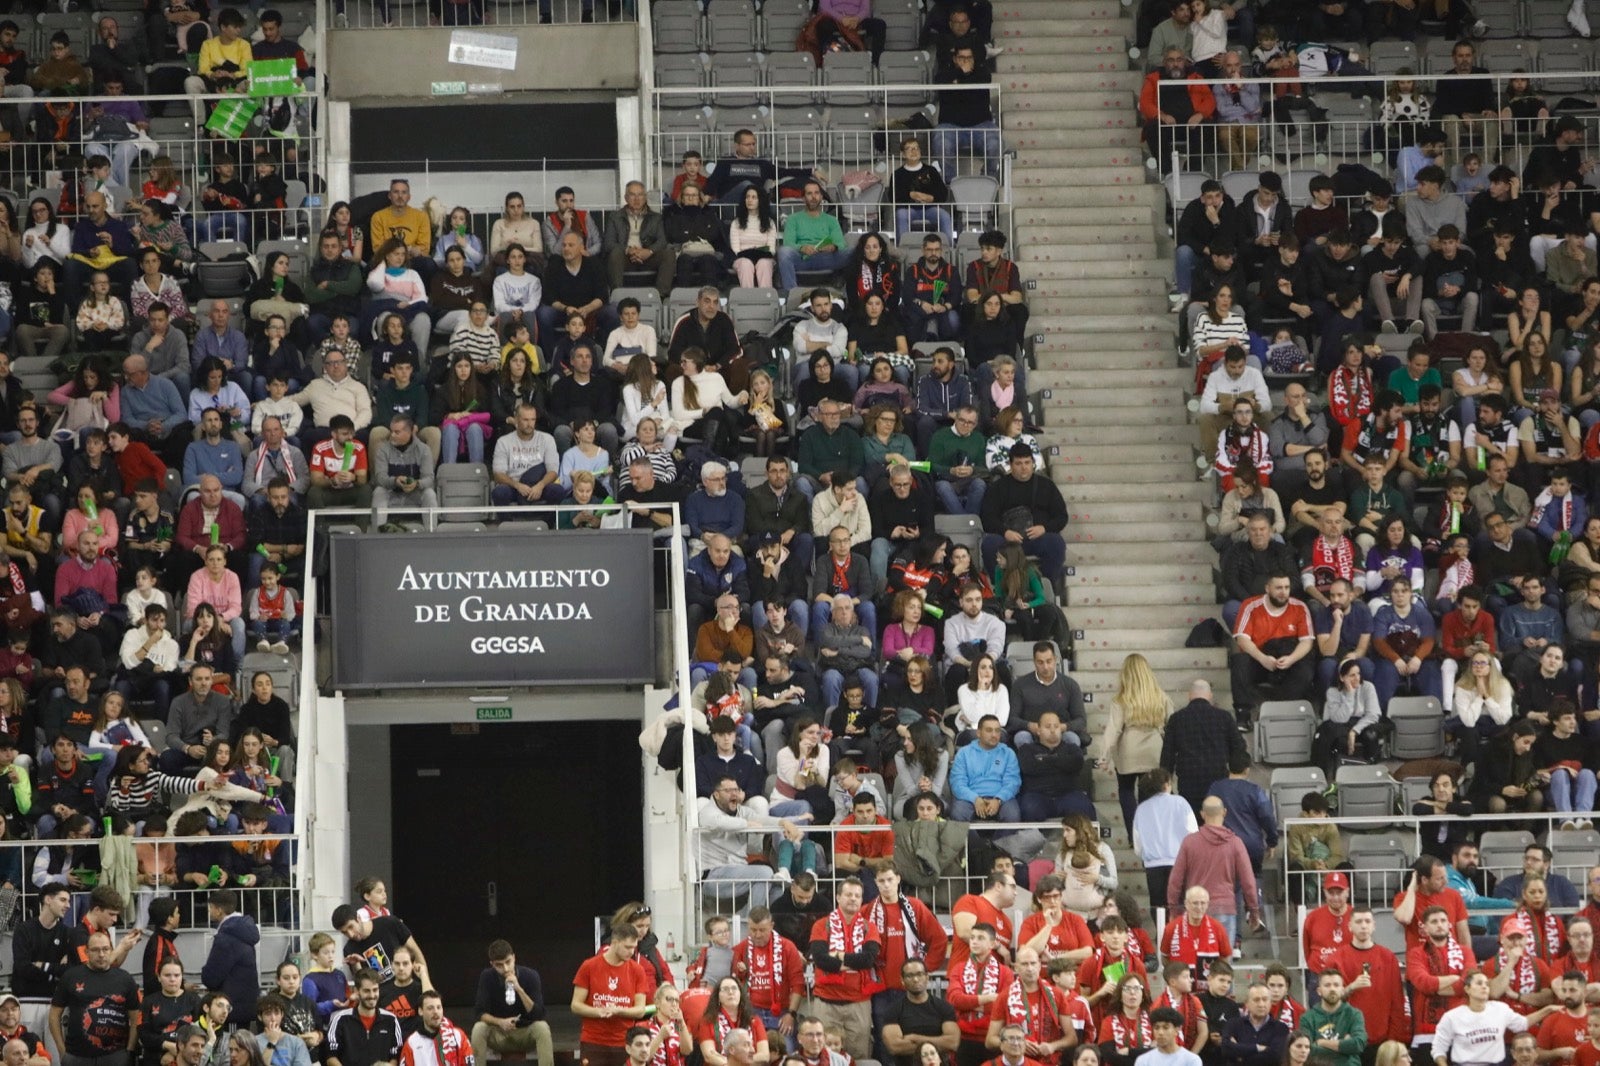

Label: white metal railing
[648,84,1011,240]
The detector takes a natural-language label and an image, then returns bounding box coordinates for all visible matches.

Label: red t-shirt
[310,437,368,478]
[948,895,1015,975]
[988,978,1067,1051]
[1538,1011,1589,1053]
[574,951,652,1046]
[1302,905,1354,971]
[837,817,894,861]
[1574,1043,1600,1066]
[1392,887,1468,949]
[1018,912,1094,960]
[693,1011,768,1054]
[1234,595,1313,646]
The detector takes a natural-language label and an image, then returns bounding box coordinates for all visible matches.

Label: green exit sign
[432,80,467,96]
[475,706,513,721]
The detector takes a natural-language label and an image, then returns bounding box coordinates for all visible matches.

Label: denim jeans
[935,478,985,515]
[1549,767,1598,813]
[893,205,954,240]
[931,120,1001,178]
[776,246,849,291]
[821,666,880,708]
[948,797,1020,822]
[441,420,486,463]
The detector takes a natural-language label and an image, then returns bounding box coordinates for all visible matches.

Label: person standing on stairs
[1099,654,1173,845]
[1160,680,1245,815]
[1168,798,1262,946]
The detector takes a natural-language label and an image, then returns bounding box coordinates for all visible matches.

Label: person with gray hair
[604,181,674,295]
[817,594,878,708]
[684,461,746,548]
[370,415,438,525]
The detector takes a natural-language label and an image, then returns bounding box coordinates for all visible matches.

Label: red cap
[1323,872,1350,891]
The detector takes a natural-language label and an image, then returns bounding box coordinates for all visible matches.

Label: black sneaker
[1235,708,1253,732]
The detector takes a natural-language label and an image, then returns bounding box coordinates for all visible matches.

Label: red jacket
[176,496,246,554]
[1139,70,1216,123]
[1439,606,1497,661]
[114,439,166,489]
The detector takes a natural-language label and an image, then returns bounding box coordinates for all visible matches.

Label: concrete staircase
[992,0,1240,918]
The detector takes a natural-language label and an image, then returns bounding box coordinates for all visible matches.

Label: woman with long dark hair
[728,186,776,289]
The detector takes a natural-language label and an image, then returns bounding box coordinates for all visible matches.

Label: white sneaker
[1572,0,1592,35]
[1380,319,1397,334]
[1406,319,1426,335]
[774,867,792,882]
[270,641,290,655]
[256,639,271,652]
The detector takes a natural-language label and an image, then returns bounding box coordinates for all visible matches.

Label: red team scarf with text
[1005,980,1061,1038]
[960,954,1003,1002]
[648,1019,684,1066]
[1168,918,1222,961]
[747,939,782,996]
[1497,947,1540,996]
[1519,907,1563,963]
[868,897,923,978]
[828,910,868,954]
[1105,1010,1152,1050]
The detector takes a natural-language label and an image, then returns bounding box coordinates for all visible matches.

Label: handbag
[1001,505,1033,536]
[51,396,107,440]
[87,116,137,142]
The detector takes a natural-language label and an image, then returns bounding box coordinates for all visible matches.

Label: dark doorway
[389,720,645,1013]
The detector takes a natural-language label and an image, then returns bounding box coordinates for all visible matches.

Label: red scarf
[648,1019,684,1066]
[1004,979,1061,1039]
[959,953,1003,1006]
[1105,1010,1151,1051]
[1167,917,1222,962]
[868,896,923,982]
[1308,535,1358,591]
[1155,991,1202,1048]
[828,909,867,954]
[1272,997,1302,1028]
[1496,947,1540,996]
[1330,367,1373,424]
[713,1008,741,1049]
[745,938,783,998]
[1519,906,1564,963]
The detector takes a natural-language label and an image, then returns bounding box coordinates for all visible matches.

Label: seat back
[1334,764,1399,818]
[1253,700,1316,765]
[1268,766,1327,825]
[1346,834,1413,907]
[1386,695,1444,759]
[1478,829,1537,878]
[436,463,490,523]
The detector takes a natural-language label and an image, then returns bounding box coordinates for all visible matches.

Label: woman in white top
[953,653,1008,741]
[1191,285,1250,359]
[1055,812,1118,917]
[670,348,744,453]
[728,186,778,288]
[772,714,830,808]
[20,197,71,270]
[1430,972,1528,1066]
[365,239,431,350]
[620,354,677,446]
[1450,651,1514,763]
[491,244,542,340]
[488,191,544,270]
[1453,342,1504,429]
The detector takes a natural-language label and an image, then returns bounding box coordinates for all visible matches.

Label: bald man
[1168,797,1261,943]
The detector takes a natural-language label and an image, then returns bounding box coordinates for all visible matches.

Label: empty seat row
[653,0,921,53]
[655,49,935,109]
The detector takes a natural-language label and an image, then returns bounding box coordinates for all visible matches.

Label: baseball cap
[0,993,19,1009]
[1502,915,1531,938]
[1539,388,1560,402]
[1323,872,1349,891]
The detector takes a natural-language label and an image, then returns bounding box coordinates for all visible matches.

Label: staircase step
[1059,581,1216,605]
[1011,186,1159,210]
[1071,604,1218,629]
[1010,253,1170,278]
[1017,194,1161,221]
[1043,403,1189,427]
[1053,443,1196,467]
[1047,423,1197,446]
[1004,111,1142,134]
[1065,502,1203,525]
[1066,519,1200,542]
[1077,626,1200,651]
[1029,297,1171,319]
[1021,274,1166,297]
[1022,313,1176,335]
[995,17,1131,36]
[996,70,1142,91]
[1033,347,1175,370]
[1076,646,1228,672]
[1054,463,1197,484]
[998,52,1131,75]
[1070,540,1214,565]
[1013,164,1148,187]
[1020,242,1159,264]
[1006,98,1141,122]
[1067,562,1211,585]
[1018,215,1156,237]
[1072,665,1227,693]
[1033,330,1174,353]
[1067,480,1211,502]
[1035,368,1190,390]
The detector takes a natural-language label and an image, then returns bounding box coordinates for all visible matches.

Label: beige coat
[1100,696,1172,775]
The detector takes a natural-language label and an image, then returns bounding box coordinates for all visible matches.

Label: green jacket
[928,426,984,478]
[797,424,864,479]
[1299,1002,1366,1066]
[781,209,845,252]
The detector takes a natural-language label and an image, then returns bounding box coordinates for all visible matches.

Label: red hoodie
[1168,824,1259,921]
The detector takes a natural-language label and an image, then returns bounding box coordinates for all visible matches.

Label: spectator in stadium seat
[1230,172,1294,281]
[811,526,876,643]
[538,232,618,345]
[912,349,972,457]
[605,181,674,297]
[1433,42,1498,157]
[1364,222,1424,329]
[1492,845,1580,909]
[948,715,1020,824]
[1016,710,1093,820]
[698,775,807,910]
[868,464,934,589]
[160,663,235,774]
[490,403,565,510]
[1420,224,1480,338]
[777,182,848,294]
[942,582,1004,692]
[728,186,778,290]
[88,16,145,92]
[121,351,192,468]
[471,940,552,1066]
[745,456,814,566]
[668,287,743,374]
[685,463,746,547]
[370,415,437,524]
[306,416,372,512]
[288,347,371,451]
[548,345,620,453]
[367,180,437,284]
[306,233,364,344]
[247,478,307,587]
[1138,49,1213,177]
[489,192,543,273]
[933,45,1000,180]
[978,444,1066,580]
[891,138,953,242]
[962,232,1028,347]
[665,184,728,289]
[798,402,867,501]
[903,234,961,342]
[1229,573,1315,727]
[704,131,779,207]
[173,472,245,577]
[927,404,985,514]
[1176,181,1238,307]
[1210,52,1261,176]
[539,187,602,259]
[818,596,879,708]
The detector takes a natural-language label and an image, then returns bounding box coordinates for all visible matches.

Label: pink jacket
[187,568,243,623]
[1168,823,1259,919]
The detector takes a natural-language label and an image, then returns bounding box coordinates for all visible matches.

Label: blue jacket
[950,740,1020,803]
[683,488,746,541]
[1207,776,1278,862]
[685,549,749,611]
[183,439,244,489]
[915,372,972,418]
[201,911,261,1025]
